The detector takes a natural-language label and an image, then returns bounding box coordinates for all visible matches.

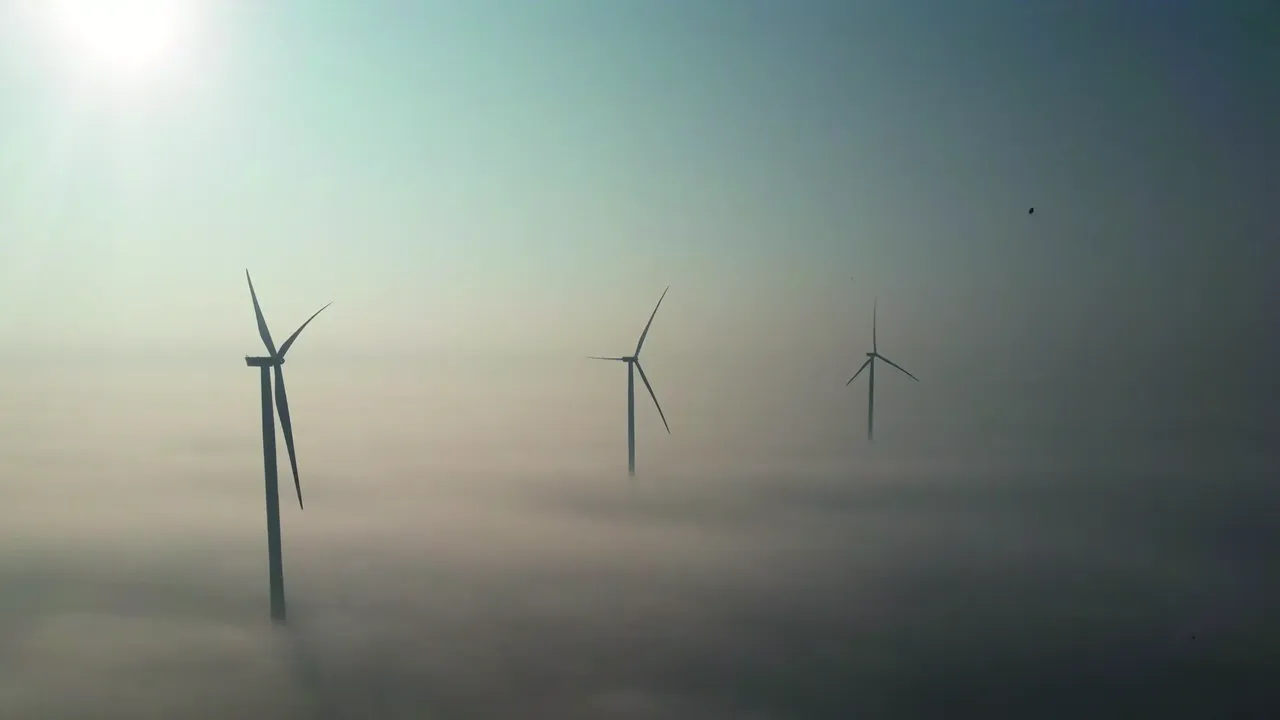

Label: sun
[45,0,197,80]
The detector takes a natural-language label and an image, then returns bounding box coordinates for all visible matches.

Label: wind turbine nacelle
[245,356,283,368]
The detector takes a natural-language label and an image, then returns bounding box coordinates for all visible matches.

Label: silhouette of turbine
[243,270,330,623]
[589,287,671,476]
[845,298,918,442]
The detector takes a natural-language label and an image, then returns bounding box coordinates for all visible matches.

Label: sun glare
[46,0,197,80]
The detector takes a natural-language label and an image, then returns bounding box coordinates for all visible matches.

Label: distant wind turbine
[243,270,330,623]
[589,287,671,476]
[845,297,918,442]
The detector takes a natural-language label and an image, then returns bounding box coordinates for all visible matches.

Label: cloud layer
[2,459,1275,719]
[0,362,1275,718]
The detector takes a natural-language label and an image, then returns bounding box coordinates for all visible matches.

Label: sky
[0,1,1276,717]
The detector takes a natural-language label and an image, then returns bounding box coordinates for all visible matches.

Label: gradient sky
[0,2,1276,716]
[1,0,1276,468]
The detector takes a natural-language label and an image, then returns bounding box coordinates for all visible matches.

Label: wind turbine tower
[243,271,330,623]
[590,287,671,475]
[845,298,918,442]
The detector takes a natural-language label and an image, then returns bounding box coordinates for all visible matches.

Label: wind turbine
[845,298,918,442]
[589,287,671,476]
[243,270,330,624]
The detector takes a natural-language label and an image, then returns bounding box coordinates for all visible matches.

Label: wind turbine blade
[872,297,878,353]
[845,358,871,386]
[273,368,305,509]
[876,355,919,382]
[634,361,670,434]
[246,270,278,357]
[588,356,626,361]
[633,286,669,356]
[278,303,332,358]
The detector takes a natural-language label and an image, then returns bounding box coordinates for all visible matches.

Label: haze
[1,1,1276,717]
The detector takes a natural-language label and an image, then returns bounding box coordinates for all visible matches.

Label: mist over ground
[1,360,1274,719]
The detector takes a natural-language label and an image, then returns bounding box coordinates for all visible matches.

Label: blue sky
[0,1,1269,344]
[2,0,1274,461]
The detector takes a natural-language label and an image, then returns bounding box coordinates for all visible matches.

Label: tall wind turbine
[244,270,330,624]
[845,298,918,442]
[590,287,671,476]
